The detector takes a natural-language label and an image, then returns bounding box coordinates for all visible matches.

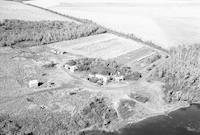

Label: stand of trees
[0,19,106,47]
[149,45,200,103]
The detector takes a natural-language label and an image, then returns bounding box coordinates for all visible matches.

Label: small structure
[88,73,95,78]
[114,75,124,82]
[95,74,110,84]
[64,64,70,70]
[51,49,57,54]
[51,49,66,55]
[69,65,78,72]
[29,80,39,88]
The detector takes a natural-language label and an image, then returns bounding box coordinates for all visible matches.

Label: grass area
[149,45,200,103]
[0,19,106,47]
[0,97,118,135]
[117,99,136,119]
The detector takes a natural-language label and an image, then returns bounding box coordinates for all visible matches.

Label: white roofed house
[88,73,95,78]
[29,80,39,88]
[114,75,124,82]
[95,74,110,84]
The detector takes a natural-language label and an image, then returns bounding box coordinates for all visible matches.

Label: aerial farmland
[25,0,200,48]
[0,0,200,135]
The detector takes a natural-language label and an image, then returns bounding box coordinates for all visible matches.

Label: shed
[114,75,124,82]
[69,65,78,72]
[29,80,39,88]
[95,74,110,84]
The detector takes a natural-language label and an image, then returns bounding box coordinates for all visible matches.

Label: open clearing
[0,45,187,131]
[26,0,200,48]
[114,46,156,65]
[0,0,190,133]
[0,0,78,22]
[48,33,149,60]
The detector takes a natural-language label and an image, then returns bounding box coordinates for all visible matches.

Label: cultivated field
[48,33,148,59]
[114,46,156,65]
[26,0,200,48]
[0,0,78,22]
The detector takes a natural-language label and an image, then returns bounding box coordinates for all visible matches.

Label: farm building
[29,80,39,88]
[88,73,95,78]
[114,75,124,82]
[95,74,110,84]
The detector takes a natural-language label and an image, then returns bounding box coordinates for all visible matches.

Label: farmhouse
[29,80,39,88]
[95,74,110,84]
[114,75,124,82]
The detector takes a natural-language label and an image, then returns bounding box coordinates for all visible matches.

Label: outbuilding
[95,74,110,84]
[114,75,124,82]
[29,80,39,88]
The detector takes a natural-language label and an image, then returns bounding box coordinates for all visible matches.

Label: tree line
[0,19,106,47]
[149,44,200,103]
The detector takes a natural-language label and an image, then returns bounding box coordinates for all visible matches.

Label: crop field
[114,46,156,65]
[48,33,146,59]
[0,0,78,22]
[26,0,200,48]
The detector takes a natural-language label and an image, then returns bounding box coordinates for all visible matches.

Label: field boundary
[20,1,169,53]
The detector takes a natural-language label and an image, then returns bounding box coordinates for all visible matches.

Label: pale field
[26,0,200,49]
[48,33,147,60]
[0,0,78,22]
[114,46,155,65]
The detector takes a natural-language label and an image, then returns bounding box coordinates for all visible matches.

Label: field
[48,33,149,59]
[0,0,78,22]
[0,45,188,134]
[25,0,200,48]
[114,46,156,65]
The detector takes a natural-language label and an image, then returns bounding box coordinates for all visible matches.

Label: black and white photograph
[0,0,200,135]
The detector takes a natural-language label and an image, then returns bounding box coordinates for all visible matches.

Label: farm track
[0,86,66,105]
[23,2,84,24]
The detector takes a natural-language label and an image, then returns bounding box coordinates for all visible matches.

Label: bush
[144,53,161,64]
[0,19,106,47]
[88,77,99,83]
[67,60,77,66]
[68,58,141,78]
[129,93,149,103]
[117,100,136,119]
[124,72,142,80]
